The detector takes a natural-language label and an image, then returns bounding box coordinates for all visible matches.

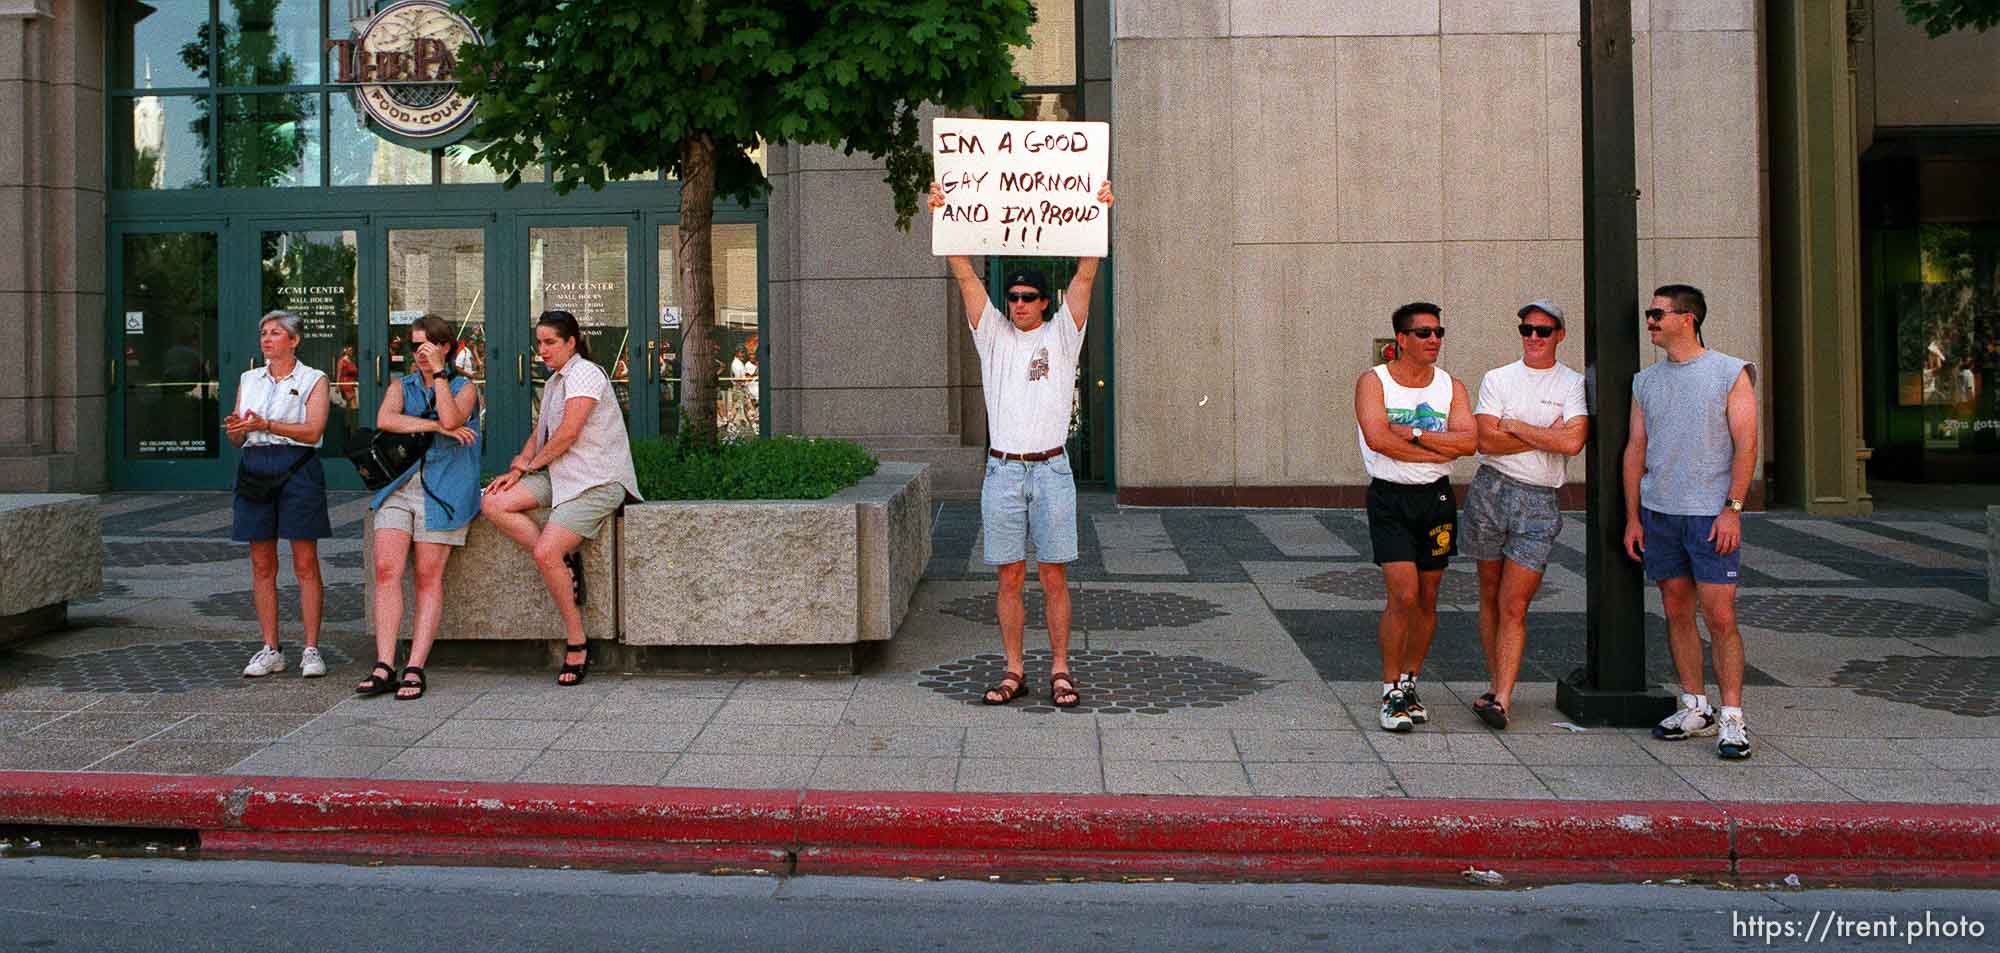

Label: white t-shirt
[541,357,643,506]
[972,301,1083,455]
[1473,359,1589,488]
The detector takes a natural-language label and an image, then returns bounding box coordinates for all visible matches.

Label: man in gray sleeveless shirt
[1621,284,1759,760]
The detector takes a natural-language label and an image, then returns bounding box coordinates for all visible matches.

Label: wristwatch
[1725,498,1745,513]
[1409,427,1424,444]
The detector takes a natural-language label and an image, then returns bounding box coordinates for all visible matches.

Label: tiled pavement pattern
[0,491,1996,803]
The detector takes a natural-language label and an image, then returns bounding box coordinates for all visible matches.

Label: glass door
[381,220,505,472]
[655,219,764,440]
[520,218,644,439]
[108,224,228,489]
[254,222,366,489]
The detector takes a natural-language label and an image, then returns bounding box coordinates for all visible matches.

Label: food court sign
[326,0,481,143]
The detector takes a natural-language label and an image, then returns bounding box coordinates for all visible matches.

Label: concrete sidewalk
[0,491,1995,807]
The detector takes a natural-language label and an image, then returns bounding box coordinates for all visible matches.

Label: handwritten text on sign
[931,118,1109,258]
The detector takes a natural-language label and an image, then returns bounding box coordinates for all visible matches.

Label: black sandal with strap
[355,661,397,696]
[1050,671,1081,709]
[557,641,590,687]
[1472,692,1509,730]
[982,671,1028,705]
[395,665,427,701]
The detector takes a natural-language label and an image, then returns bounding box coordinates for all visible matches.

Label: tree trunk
[677,132,719,447]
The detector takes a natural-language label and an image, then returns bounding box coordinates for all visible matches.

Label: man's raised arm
[1061,180,1115,331]
[931,183,993,327]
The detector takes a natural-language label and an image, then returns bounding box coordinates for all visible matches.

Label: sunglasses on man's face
[1518,324,1558,338]
[1402,327,1445,340]
[1006,292,1043,303]
[1643,308,1686,322]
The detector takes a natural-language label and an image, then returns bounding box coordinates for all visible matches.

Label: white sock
[1382,682,1397,698]
[1719,705,1744,722]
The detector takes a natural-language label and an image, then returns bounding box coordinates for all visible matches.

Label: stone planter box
[361,462,930,652]
[0,494,102,644]
[363,508,618,643]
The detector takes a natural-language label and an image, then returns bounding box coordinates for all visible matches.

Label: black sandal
[1473,692,1509,730]
[355,661,397,696]
[563,552,588,606]
[982,671,1028,705]
[1050,671,1081,709]
[394,666,427,701]
[557,641,590,686]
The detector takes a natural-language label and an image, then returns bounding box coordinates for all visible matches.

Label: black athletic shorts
[1366,476,1457,571]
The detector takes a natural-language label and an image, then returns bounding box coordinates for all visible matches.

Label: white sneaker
[1717,710,1752,760]
[1652,693,1717,740]
[1398,675,1428,724]
[1379,689,1415,733]
[299,647,327,678]
[242,645,286,678]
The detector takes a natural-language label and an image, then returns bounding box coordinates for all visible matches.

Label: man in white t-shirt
[1461,298,1589,730]
[929,179,1113,711]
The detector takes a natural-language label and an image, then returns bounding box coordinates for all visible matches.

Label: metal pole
[1558,0,1675,726]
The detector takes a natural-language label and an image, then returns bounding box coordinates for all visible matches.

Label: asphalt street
[0,856,1993,952]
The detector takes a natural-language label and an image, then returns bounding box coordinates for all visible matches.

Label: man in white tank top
[1353,303,1477,732]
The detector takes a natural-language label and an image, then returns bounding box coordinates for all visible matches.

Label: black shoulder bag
[347,378,438,492]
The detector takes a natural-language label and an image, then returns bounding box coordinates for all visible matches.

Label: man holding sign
[928,175,1112,710]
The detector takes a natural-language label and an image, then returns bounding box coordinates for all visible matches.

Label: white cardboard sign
[930,118,1108,258]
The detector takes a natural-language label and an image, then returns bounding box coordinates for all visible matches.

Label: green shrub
[631,435,878,501]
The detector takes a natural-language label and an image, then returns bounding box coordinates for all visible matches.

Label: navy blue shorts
[232,445,333,542]
[1639,508,1741,585]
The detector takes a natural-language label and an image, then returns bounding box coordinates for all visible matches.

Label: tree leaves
[1899,0,2000,36]
[453,0,1034,224]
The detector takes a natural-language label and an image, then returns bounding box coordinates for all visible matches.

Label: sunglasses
[1643,308,1687,321]
[1518,324,1559,338]
[1006,292,1043,303]
[1401,327,1445,340]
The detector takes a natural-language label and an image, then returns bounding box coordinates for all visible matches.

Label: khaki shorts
[521,471,626,539]
[373,474,470,546]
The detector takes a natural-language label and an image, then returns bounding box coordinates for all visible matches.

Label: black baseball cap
[1004,268,1051,300]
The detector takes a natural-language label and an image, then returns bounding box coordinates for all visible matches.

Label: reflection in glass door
[117,230,222,478]
[261,229,359,468]
[387,226,489,449]
[529,225,631,426]
[657,222,760,438]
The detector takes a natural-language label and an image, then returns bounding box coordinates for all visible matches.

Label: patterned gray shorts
[1458,465,1562,572]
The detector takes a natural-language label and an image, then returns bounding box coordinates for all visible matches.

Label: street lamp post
[1558,0,1676,726]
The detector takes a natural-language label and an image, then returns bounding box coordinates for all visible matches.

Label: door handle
[1096,379,1105,388]
[376,354,384,382]
[517,353,526,385]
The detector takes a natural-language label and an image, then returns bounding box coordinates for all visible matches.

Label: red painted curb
[1724,802,2000,882]
[3,771,1996,884]
[236,777,797,844]
[798,791,1730,860]
[0,771,245,831]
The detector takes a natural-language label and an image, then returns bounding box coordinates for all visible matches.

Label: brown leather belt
[989,447,1065,462]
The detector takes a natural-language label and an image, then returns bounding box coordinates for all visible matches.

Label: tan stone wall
[0,0,107,491]
[1111,0,1766,491]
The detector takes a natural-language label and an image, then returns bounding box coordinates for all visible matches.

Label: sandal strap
[399,666,426,683]
[369,661,395,677]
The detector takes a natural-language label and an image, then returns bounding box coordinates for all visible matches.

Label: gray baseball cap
[1517,298,1565,328]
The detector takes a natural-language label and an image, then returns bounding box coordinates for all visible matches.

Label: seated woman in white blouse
[226,310,333,679]
[480,311,642,687]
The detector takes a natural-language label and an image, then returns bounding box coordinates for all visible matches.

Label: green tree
[454,0,1035,445]
[1900,0,2000,36]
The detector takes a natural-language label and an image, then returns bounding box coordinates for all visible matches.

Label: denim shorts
[232,445,332,542]
[1458,465,1562,573]
[1640,507,1742,585]
[981,454,1079,566]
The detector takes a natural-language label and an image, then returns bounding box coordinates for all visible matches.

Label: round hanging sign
[326,0,482,142]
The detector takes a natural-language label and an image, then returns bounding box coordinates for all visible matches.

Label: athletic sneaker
[1398,675,1428,724]
[1716,710,1752,760]
[1379,689,1415,733]
[299,647,327,678]
[242,645,286,677]
[1653,693,1717,740]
